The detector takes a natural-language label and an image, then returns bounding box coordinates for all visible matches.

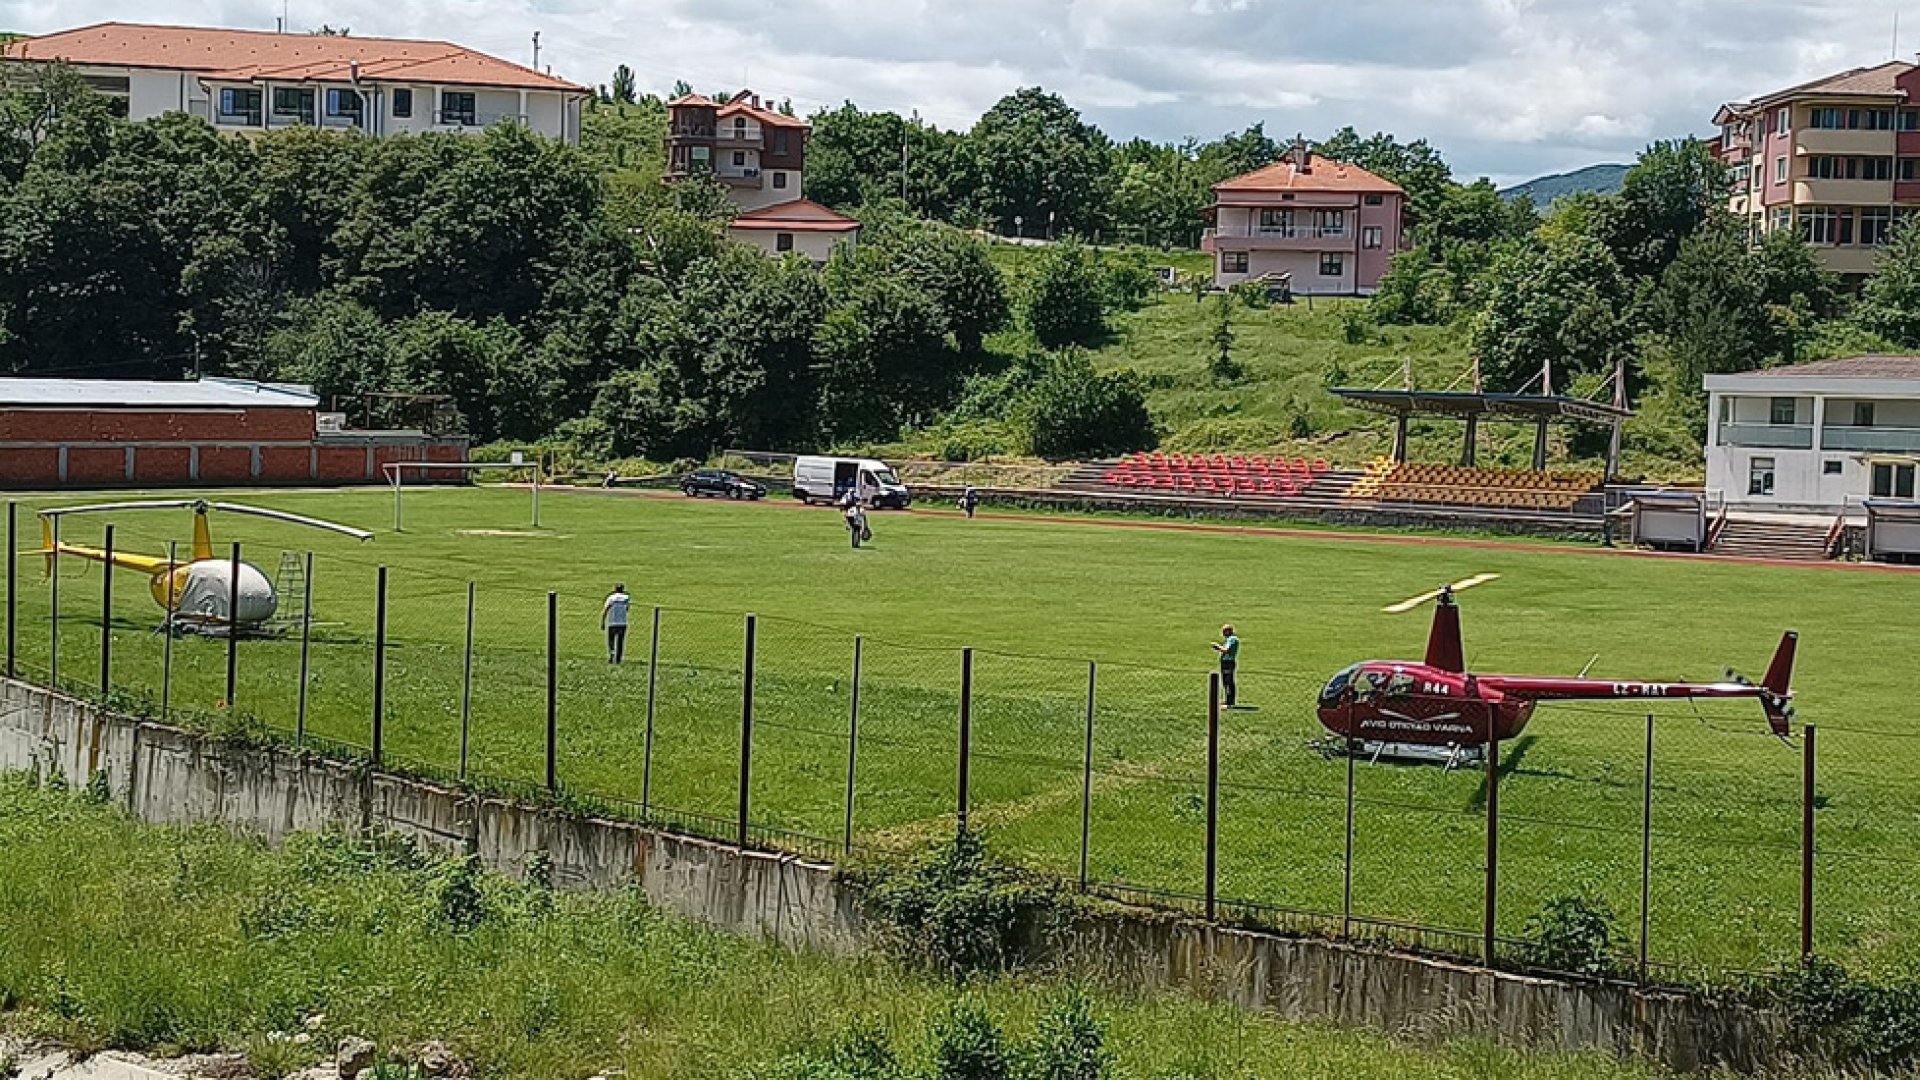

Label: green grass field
[7,486,1920,980]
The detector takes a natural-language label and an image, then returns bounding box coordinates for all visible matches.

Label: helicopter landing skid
[1311,737,1485,770]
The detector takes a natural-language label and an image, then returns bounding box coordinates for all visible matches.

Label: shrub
[1516,895,1620,976]
[1023,990,1112,1080]
[1024,242,1108,349]
[1769,956,1920,1069]
[858,830,1063,976]
[1022,352,1157,461]
[928,999,1011,1080]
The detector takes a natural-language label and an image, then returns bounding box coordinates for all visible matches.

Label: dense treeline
[0,66,1165,460]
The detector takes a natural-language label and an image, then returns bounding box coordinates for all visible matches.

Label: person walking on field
[603,584,632,664]
[960,485,980,519]
[844,500,871,548]
[1212,624,1240,708]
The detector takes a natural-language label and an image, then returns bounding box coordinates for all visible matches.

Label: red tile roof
[717,92,808,130]
[2,22,586,94]
[1752,60,1915,104]
[728,199,859,232]
[1739,355,1920,380]
[1213,154,1404,195]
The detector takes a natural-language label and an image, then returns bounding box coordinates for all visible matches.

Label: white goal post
[382,460,542,532]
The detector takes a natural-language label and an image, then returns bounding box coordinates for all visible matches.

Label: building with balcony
[1706,355,1920,512]
[1713,60,1920,280]
[666,90,811,212]
[0,22,587,144]
[1202,139,1405,295]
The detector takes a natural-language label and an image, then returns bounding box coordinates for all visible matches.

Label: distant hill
[1500,163,1630,207]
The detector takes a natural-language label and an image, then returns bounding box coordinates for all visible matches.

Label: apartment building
[0,22,588,144]
[666,89,860,259]
[1715,60,1920,278]
[1202,140,1405,295]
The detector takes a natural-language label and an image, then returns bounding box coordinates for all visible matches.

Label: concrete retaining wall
[0,677,1780,1072]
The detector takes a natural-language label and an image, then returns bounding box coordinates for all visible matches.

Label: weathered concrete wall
[0,677,1778,1072]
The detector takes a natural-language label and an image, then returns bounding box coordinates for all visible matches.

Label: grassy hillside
[1500,164,1631,208]
[0,777,1676,1079]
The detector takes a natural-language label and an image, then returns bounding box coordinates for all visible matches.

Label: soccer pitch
[7,485,1920,979]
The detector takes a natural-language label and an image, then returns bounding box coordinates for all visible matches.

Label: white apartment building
[1,23,588,144]
[1706,356,1920,512]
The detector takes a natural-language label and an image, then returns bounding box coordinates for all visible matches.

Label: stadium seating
[1096,452,1332,498]
[1346,458,1603,512]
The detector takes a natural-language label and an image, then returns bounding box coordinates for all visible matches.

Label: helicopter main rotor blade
[36,500,201,519]
[1381,572,1502,614]
[208,503,375,541]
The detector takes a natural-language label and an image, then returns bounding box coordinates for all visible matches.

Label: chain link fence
[1,501,1907,984]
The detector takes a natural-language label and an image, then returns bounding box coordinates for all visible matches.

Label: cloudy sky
[3,0,1911,185]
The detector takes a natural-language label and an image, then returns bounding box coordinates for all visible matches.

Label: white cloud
[1,0,1911,180]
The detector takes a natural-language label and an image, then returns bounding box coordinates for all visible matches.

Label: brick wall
[132,447,192,482]
[0,407,314,442]
[196,446,253,482]
[66,448,128,484]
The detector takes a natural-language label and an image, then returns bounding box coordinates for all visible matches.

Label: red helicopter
[1314,576,1797,767]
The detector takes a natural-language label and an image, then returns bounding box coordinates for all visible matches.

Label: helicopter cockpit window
[1320,665,1359,706]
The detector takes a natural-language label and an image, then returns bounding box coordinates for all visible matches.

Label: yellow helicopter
[37,500,373,632]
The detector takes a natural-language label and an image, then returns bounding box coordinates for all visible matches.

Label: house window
[776,232,794,253]
[1903,109,1920,132]
[324,88,362,119]
[1258,208,1293,232]
[733,151,746,166]
[1749,457,1776,497]
[1854,401,1876,427]
[392,88,413,118]
[1769,206,1793,233]
[1775,107,1790,135]
[1902,158,1920,182]
[1823,460,1844,476]
[773,130,789,155]
[217,87,262,125]
[1364,194,1384,206]
[1319,252,1344,277]
[1220,251,1248,274]
[1863,207,1893,246]
[1873,462,1917,499]
[1803,207,1839,244]
[1315,209,1345,236]
[1774,157,1787,184]
[1362,225,1383,250]
[440,91,476,126]
[1810,106,1843,129]
[1770,398,1797,426]
[271,87,315,124]
[690,145,711,170]
[772,171,788,189]
[734,117,747,136]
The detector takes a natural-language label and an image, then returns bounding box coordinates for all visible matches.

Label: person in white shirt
[602,584,632,664]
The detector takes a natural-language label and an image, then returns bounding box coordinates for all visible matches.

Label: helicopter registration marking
[1420,681,1451,695]
[1611,682,1671,697]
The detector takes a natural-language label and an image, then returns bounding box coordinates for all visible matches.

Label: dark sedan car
[681,469,767,500]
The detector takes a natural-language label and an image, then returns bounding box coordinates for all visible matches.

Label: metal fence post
[1802,723,1817,963]
[1343,707,1356,939]
[99,525,114,694]
[161,542,176,720]
[1484,720,1501,966]
[372,567,388,767]
[5,500,15,679]
[459,582,473,780]
[546,591,558,794]
[844,635,862,855]
[957,647,973,831]
[1639,712,1654,984]
[1079,660,1095,891]
[296,553,313,744]
[642,606,659,812]
[1206,672,1221,921]
[225,543,241,709]
[49,515,59,686]
[737,613,756,846]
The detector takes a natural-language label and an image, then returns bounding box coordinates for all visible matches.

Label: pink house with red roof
[1203,139,1405,295]
[0,22,588,142]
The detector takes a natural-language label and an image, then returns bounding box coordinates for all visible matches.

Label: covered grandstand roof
[1328,389,1631,424]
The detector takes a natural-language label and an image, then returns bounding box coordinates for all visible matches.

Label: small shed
[1629,490,1710,552]
[1864,499,1920,563]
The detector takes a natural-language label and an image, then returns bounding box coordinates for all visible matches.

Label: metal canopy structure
[1328,388,1634,474]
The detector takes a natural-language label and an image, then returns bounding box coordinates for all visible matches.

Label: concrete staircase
[1709,515,1835,561]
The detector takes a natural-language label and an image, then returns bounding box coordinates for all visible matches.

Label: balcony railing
[434,111,526,129]
[1208,225,1349,240]
[215,110,263,127]
[1822,425,1920,452]
[1720,422,1813,449]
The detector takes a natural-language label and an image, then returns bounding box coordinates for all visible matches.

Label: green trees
[1023,242,1108,349]
[1025,352,1157,459]
[1855,217,1920,347]
[1471,233,1633,391]
[970,88,1112,236]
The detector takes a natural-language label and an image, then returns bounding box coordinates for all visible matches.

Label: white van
[792,456,912,508]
